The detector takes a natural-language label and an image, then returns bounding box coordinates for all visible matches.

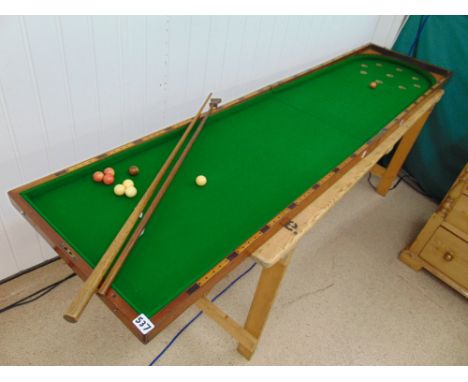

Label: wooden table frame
[8,43,450,354]
[195,88,445,359]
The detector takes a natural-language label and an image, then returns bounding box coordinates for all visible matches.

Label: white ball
[122,179,134,189]
[195,175,207,187]
[125,186,138,198]
[113,184,125,196]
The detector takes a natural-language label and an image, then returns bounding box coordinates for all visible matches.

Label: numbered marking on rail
[132,313,155,335]
[284,220,299,235]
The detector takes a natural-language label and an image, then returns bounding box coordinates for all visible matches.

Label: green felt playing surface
[22,54,435,318]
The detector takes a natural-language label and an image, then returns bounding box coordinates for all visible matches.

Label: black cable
[0,273,76,314]
[0,256,60,286]
[367,170,438,203]
[367,172,404,191]
[399,174,438,203]
[148,262,257,365]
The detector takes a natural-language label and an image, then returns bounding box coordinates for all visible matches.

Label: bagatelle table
[9,44,450,359]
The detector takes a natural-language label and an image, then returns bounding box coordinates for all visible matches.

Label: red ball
[369,81,377,89]
[103,174,114,185]
[103,167,115,176]
[128,165,140,176]
[92,171,104,183]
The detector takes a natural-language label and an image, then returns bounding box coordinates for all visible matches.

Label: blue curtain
[392,16,468,200]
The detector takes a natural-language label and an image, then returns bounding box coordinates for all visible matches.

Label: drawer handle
[443,251,454,262]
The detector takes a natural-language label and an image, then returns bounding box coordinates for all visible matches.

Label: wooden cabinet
[400,164,468,297]
[419,227,468,290]
[446,194,468,232]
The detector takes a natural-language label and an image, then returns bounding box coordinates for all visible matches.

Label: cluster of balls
[92,167,116,185]
[92,165,140,198]
[114,179,137,198]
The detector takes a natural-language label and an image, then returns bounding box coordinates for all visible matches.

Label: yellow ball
[113,184,125,196]
[122,179,134,189]
[195,175,207,187]
[125,186,137,198]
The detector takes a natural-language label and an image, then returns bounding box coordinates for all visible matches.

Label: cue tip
[209,98,222,108]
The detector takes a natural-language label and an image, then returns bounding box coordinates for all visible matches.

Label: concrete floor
[1,177,467,365]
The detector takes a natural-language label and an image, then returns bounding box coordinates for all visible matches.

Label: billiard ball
[195,175,207,187]
[122,179,134,189]
[103,167,115,176]
[128,165,139,176]
[125,186,137,198]
[369,81,378,89]
[103,174,114,185]
[114,184,125,196]
[92,171,104,183]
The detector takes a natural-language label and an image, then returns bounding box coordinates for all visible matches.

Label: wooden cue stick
[63,93,213,323]
[98,98,222,295]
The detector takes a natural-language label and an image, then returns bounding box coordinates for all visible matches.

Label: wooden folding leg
[195,297,258,354]
[237,251,293,360]
[194,251,293,361]
[373,108,434,196]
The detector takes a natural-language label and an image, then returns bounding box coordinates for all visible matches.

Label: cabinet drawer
[420,227,468,290]
[446,194,468,232]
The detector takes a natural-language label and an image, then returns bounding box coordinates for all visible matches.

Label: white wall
[0,15,404,280]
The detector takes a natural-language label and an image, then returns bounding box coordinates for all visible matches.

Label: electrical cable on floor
[367,172,404,191]
[367,169,439,204]
[1,257,257,364]
[399,173,439,203]
[148,261,257,366]
[0,256,61,286]
[0,273,76,314]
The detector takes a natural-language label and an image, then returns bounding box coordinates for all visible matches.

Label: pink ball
[92,171,104,183]
[103,167,115,176]
[103,174,114,185]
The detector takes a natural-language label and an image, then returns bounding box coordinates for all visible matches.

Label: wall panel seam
[55,16,79,162]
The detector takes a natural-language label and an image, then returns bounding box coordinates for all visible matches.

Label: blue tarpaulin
[392,16,468,200]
